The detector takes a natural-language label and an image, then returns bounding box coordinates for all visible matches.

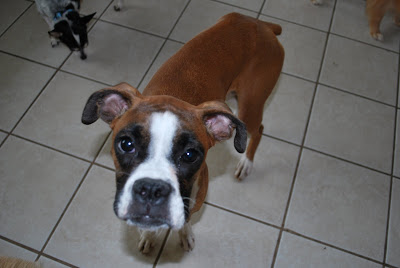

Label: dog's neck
[53,3,79,21]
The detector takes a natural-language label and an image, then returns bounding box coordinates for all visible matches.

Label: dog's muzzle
[120,178,173,228]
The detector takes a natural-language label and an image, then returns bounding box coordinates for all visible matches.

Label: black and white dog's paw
[179,222,195,251]
[50,37,60,47]
[114,0,123,11]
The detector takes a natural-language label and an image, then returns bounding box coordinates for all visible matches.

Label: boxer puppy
[82,13,284,253]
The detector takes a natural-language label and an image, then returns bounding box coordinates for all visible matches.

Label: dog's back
[143,12,284,106]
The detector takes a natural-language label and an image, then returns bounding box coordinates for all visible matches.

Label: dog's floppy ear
[82,82,142,125]
[197,101,247,153]
[81,12,96,24]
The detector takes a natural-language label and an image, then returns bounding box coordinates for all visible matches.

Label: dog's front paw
[50,38,60,47]
[235,155,253,180]
[179,223,195,251]
[138,230,156,254]
[370,31,383,41]
[310,0,322,5]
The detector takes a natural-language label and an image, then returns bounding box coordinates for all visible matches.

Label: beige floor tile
[0,53,55,131]
[263,0,334,31]
[387,178,400,267]
[0,136,89,249]
[102,0,188,37]
[0,0,31,35]
[158,204,279,267]
[170,0,256,43]
[139,40,183,91]
[262,74,315,145]
[286,149,390,260]
[62,21,164,86]
[0,5,71,67]
[275,232,381,268]
[0,132,6,143]
[218,0,264,11]
[332,0,400,52]
[260,15,327,82]
[320,35,398,105]
[395,110,400,178]
[206,135,299,226]
[39,257,70,268]
[306,85,395,173]
[0,239,37,262]
[14,72,110,161]
[45,166,160,267]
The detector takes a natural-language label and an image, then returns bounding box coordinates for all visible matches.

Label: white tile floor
[0,0,399,267]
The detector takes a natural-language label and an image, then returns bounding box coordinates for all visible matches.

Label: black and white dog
[35,0,95,59]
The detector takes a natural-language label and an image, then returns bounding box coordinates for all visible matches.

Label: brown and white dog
[311,0,400,41]
[81,13,284,253]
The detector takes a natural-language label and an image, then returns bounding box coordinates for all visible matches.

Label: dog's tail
[259,21,282,36]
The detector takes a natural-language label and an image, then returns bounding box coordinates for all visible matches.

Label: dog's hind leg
[366,0,386,40]
[114,0,123,11]
[234,92,264,180]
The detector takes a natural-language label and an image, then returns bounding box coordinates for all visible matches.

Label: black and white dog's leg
[114,0,123,11]
[179,221,195,251]
[43,16,59,47]
[138,229,157,254]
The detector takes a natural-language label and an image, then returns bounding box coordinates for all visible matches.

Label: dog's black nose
[133,179,171,206]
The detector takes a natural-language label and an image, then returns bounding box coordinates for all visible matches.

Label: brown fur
[0,257,40,268]
[82,13,284,226]
[367,0,400,40]
[144,12,284,165]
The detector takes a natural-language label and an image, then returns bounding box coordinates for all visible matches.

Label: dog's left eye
[119,137,135,153]
[181,149,199,163]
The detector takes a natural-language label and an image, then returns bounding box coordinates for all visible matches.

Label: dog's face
[49,10,95,59]
[82,83,247,230]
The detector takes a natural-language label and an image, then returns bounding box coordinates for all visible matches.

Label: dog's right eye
[119,137,135,153]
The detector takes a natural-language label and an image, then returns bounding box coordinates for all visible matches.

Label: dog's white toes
[179,223,195,251]
[50,38,59,47]
[180,233,195,251]
[371,32,383,41]
[235,156,253,180]
[310,0,322,5]
[138,237,154,254]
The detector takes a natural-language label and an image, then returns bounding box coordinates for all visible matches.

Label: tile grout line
[32,1,116,265]
[203,200,392,266]
[9,134,93,164]
[270,0,337,266]
[34,132,112,263]
[282,229,387,266]
[382,40,400,268]
[148,1,193,266]
[204,201,281,230]
[0,235,41,255]
[0,51,72,148]
[0,1,34,39]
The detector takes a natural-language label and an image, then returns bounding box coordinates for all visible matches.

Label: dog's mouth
[125,214,170,229]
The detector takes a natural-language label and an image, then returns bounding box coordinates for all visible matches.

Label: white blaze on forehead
[117,111,185,229]
[150,112,178,161]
